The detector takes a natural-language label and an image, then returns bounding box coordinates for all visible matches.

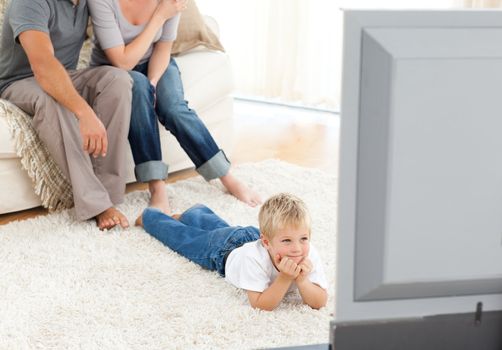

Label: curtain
[460,0,502,6]
[197,0,458,111]
[197,0,340,110]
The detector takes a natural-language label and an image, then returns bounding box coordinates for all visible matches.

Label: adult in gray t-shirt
[88,0,262,211]
[0,0,134,229]
[0,0,87,93]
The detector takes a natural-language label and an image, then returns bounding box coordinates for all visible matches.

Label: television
[332,9,502,349]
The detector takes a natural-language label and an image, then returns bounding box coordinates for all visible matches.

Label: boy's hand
[274,254,301,280]
[296,257,313,282]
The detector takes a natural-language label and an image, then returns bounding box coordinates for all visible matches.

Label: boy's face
[262,225,310,266]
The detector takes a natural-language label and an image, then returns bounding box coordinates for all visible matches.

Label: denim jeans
[128,58,231,182]
[142,204,260,276]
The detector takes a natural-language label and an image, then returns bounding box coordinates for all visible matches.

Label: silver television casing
[336,9,502,322]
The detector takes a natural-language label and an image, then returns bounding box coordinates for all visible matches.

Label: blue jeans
[142,204,260,276]
[128,58,231,182]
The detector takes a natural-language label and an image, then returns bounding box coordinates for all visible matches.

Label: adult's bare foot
[220,173,262,207]
[95,207,129,231]
[149,180,171,214]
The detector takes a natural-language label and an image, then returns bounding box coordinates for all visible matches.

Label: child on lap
[136,193,328,310]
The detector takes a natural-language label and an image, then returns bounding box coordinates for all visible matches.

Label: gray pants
[1,66,132,220]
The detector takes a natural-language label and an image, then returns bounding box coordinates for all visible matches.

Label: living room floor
[0,99,340,225]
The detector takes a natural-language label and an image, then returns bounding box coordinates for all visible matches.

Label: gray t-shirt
[88,0,180,67]
[0,0,88,94]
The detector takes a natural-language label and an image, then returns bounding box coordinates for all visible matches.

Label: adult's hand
[79,111,108,158]
[155,0,187,21]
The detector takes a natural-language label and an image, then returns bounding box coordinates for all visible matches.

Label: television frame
[332,9,502,349]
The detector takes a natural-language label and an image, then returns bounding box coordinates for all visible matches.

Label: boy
[136,193,328,310]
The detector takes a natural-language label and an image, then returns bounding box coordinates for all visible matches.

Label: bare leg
[135,213,144,227]
[134,180,171,227]
[148,180,171,215]
[220,172,262,207]
[96,207,129,230]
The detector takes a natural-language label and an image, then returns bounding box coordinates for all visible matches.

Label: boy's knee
[187,204,212,214]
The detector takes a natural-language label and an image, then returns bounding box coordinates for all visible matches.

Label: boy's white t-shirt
[224,240,328,292]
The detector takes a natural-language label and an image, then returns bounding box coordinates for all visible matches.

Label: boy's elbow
[249,298,279,311]
[310,301,327,310]
[310,292,328,310]
[252,303,277,311]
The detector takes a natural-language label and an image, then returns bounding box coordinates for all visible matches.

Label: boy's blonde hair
[258,193,311,239]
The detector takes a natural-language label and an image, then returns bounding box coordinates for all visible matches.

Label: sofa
[0,1,234,214]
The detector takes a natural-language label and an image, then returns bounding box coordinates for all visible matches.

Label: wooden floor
[0,100,339,225]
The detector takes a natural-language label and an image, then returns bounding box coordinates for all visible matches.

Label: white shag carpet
[0,159,337,349]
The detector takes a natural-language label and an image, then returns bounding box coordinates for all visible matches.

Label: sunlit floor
[0,99,340,225]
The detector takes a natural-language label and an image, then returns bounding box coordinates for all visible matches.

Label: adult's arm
[18,31,107,157]
[89,0,184,70]
[147,41,173,87]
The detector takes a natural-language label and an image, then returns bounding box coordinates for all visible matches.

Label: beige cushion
[0,0,7,18]
[172,0,224,55]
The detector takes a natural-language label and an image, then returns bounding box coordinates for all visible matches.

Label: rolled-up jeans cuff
[196,150,231,181]
[135,161,168,183]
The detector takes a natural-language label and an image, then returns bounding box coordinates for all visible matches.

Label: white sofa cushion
[177,50,234,121]
[0,114,15,158]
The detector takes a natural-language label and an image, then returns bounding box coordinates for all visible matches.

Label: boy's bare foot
[149,179,171,214]
[96,207,129,230]
[220,173,262,207]
[135,213,143,227]
[135,211,181,228]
